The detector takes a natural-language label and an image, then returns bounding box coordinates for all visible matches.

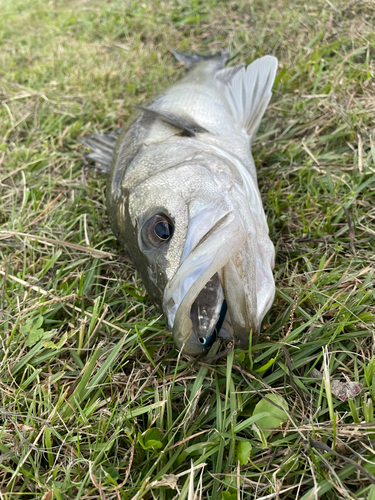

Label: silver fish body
[85,50,277,355]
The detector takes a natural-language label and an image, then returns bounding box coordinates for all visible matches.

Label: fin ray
[223,55,278,141]
[172,49,230,70]
[134,105,207,136]
[81,131,120,173]
[215,63,245,85]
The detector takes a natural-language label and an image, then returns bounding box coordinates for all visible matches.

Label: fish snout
[163,209,262,354]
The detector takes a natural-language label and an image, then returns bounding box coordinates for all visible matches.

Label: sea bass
[84,50,277,355]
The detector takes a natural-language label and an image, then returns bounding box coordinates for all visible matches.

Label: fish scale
[83,49,277,355]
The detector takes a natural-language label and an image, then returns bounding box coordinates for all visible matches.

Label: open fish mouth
[163,209,258,355]
[190,273,228,349]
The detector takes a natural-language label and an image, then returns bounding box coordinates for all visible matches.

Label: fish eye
[154,221,172,240]
[142,214,174,247]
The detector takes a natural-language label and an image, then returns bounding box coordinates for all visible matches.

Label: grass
[1,0,375,498]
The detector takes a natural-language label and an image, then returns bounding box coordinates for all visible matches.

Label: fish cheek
[106,187,165,308]
[136,222,176,308]
[128,247,166,309]
[139,250,171,308]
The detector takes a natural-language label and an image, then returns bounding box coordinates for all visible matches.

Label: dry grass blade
[0,230,114,259]
[1,0,375,498]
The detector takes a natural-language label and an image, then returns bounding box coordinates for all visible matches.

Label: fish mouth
[190,272,227,348]
[163,210,259,355]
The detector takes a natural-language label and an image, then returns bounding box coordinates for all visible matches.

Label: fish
[83,49,277,355]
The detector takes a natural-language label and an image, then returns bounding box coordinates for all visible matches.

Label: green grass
[1,0,375,498]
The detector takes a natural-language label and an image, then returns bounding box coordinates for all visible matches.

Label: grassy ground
[1,0,375,498]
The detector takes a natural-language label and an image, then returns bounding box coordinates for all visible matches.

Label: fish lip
[163,210,248,354]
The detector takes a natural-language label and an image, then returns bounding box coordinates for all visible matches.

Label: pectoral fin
[134,105,208,136]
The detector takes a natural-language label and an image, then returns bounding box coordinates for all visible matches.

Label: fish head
[108,150,275,355]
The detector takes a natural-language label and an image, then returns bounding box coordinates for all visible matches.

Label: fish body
[85,50,277,355]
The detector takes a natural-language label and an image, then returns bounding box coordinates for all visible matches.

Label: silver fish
[84,50,277,355]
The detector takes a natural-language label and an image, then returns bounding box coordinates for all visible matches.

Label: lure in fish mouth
[83,49,277,355]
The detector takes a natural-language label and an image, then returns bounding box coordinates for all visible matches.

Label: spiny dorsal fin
[81,131,120,173]
[222,55,278,142]
[134,105,207,137]
[171,49,230,70]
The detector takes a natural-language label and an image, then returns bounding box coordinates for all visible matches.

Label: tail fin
[81,131,120,173]
[221,55,278,142]
[172,49,230,70]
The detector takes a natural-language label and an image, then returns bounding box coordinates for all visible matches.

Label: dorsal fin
[215,63,245,85]
[222,55,278,142]
[134,105,207,137]
[171,49,230,70]
[81,131,120,173]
